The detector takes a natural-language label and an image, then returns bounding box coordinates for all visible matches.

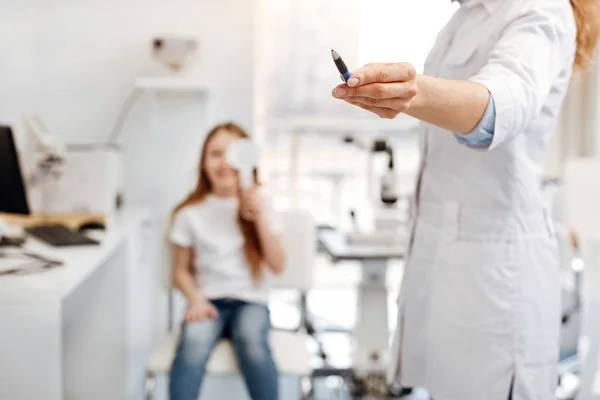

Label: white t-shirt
[170,193,281,304]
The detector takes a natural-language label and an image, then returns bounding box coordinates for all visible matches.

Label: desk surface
[0,209,149,305]
[318,229,407,262]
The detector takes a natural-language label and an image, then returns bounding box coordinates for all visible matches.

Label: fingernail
[347,78,359,87]
[334,88,346,97]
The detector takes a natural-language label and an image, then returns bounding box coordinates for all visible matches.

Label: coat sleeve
[468,4,576,151]
[453,92,496,149]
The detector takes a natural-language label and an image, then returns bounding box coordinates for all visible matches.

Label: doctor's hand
[184,299,219,323]
[332,62,418,119]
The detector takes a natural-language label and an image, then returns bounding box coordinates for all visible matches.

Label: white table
[318,229,407,372]
[0,209,158,400]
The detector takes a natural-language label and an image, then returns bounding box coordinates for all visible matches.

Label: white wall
[0,0,255,145]
[545,56,600,179]
[357,0,458,70]
[0,0,255,350]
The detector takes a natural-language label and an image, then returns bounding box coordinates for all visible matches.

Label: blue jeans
[169,299,278,400]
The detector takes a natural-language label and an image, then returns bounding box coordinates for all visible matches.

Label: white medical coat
[388,1,577,399]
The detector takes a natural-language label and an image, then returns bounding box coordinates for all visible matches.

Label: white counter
[0,209,159,400]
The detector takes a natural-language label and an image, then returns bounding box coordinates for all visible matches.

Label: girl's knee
[177,320,221,364]
[233,304,270,341]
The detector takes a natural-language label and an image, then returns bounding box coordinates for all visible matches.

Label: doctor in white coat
[332,0,600,399]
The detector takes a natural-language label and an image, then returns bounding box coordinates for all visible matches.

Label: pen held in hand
[331,49,351,83]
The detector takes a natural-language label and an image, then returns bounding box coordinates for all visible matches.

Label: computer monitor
[0,125,31,215]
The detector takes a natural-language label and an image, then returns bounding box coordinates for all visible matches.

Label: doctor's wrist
[405,74,427,113]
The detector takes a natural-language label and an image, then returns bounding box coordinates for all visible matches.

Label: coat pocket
[434,239,517,329]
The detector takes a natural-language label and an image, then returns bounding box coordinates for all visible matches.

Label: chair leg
[145,371,157,400]
[301,292,329,364]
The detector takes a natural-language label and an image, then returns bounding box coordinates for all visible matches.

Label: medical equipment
[342,136,402,207]
[226,138,259,190]
[226,138,260,220]
[380,147,398,206]
[342,137,408,246]
[152,36,199,73]
[374,145,407,233]
[319,227,408,397]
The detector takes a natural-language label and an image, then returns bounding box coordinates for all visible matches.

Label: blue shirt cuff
[453,93,496,148]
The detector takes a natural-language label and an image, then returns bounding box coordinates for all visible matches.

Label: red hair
[570,0,600,69]
[173,122,263,282]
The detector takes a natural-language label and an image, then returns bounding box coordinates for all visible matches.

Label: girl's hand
[240,186,263,221]
[184,299,219,323]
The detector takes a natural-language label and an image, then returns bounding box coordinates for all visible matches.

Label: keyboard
[25,225,100,247]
